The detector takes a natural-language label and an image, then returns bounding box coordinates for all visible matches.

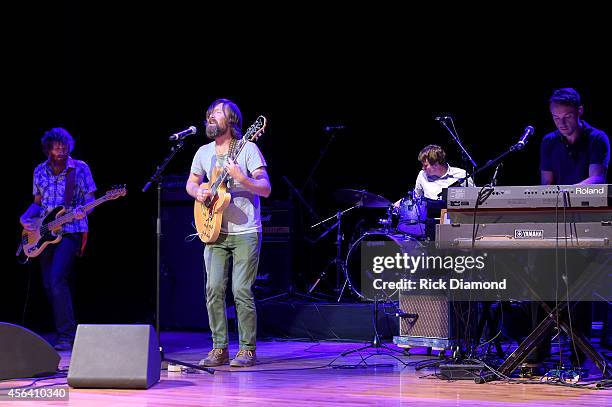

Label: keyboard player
[529,87,611,367]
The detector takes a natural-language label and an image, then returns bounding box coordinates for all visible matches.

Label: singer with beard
[186,98,270,368]
[19,127,97,351]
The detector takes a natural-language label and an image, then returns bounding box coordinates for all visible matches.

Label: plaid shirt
[33,157,97,233]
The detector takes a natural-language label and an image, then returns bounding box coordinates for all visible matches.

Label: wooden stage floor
[3,331,611,406]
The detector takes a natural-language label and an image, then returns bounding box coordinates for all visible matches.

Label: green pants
[204,232,261,350]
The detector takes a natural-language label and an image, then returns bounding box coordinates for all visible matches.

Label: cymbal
[334,189,391,208]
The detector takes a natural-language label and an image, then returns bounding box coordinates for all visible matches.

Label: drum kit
[310,188,436,301]
[334,188,429,237]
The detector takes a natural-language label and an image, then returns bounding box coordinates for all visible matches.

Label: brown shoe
[230,349,256,367]
[198,348,229,367]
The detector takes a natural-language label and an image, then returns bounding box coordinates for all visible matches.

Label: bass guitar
[20,185,127,258]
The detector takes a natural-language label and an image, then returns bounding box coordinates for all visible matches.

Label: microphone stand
[433,126,528,368]
[437,117,477,186]
[299,128,341,214]
[301,129,340,194]
[142,139,214,375]
[283,176,320,222]
[448,140,526,189]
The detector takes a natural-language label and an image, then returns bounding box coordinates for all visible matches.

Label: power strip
[439,364,485,380]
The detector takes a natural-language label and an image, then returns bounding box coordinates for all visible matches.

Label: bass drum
[344,231,424,301]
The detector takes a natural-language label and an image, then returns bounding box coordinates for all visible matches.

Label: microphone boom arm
[438,118,478,169]
[440,124,535,192]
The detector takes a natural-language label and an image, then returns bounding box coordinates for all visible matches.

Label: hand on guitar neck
[223,157,246,184]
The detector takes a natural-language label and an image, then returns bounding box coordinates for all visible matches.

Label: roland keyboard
[446,184,611,209]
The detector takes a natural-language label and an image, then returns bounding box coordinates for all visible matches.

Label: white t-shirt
[414,165,473,200]
[191,140,267,234]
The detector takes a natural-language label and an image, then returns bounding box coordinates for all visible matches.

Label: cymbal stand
[308,203,361,297]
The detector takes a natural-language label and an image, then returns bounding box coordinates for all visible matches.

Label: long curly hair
[41,127,74,156]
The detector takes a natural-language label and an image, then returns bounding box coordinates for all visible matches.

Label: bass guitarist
[19,127,97,351]
[186,98,271,367]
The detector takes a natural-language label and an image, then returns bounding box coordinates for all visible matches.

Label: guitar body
[21,206,66,258]
[194,167,231,243]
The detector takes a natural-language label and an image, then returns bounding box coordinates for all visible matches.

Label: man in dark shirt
[540,88,609,185]
[531,88,610,368]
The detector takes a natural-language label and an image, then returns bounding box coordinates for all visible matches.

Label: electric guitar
[20,186,127,258]
[194,116,267,243]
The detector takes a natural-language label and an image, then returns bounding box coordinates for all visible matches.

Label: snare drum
[397,192,427,237]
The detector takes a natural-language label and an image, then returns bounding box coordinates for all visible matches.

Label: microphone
[169,126,197,141]
[491,163,503,186]
[323,124,346,132]
[434,116,451,121]
[515,125,534,150]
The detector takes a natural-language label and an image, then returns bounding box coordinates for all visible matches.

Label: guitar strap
[228,138,238,161]
[64,167,88,256]
[64,167,76,206]
[215,138,238,166]
[222,138,238,188]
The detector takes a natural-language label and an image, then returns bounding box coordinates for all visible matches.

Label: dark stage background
[4,4,610,334]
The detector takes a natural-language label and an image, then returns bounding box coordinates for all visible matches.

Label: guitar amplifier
[257,201,294,296]
[160,174,193,202]
[394,293,480,351]
[394,293,454,350]
[261,201,293,240]
[160,195,295,329]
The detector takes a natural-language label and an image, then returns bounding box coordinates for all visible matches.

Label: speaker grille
[399,293,450,339]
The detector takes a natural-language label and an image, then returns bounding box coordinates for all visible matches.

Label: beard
[206,123,226,139]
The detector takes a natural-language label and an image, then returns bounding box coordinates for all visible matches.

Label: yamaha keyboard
[437,184,612,249]
[436,222,611,249]
[434,186,612,380]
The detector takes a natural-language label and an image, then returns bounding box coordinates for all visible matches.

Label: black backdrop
[4,4,610,332]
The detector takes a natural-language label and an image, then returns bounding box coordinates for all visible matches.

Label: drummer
[394,145,473,239]
[394,144,473,205]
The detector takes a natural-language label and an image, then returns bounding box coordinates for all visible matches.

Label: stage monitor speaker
[0,323,60,380]
[67,324,160,389]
